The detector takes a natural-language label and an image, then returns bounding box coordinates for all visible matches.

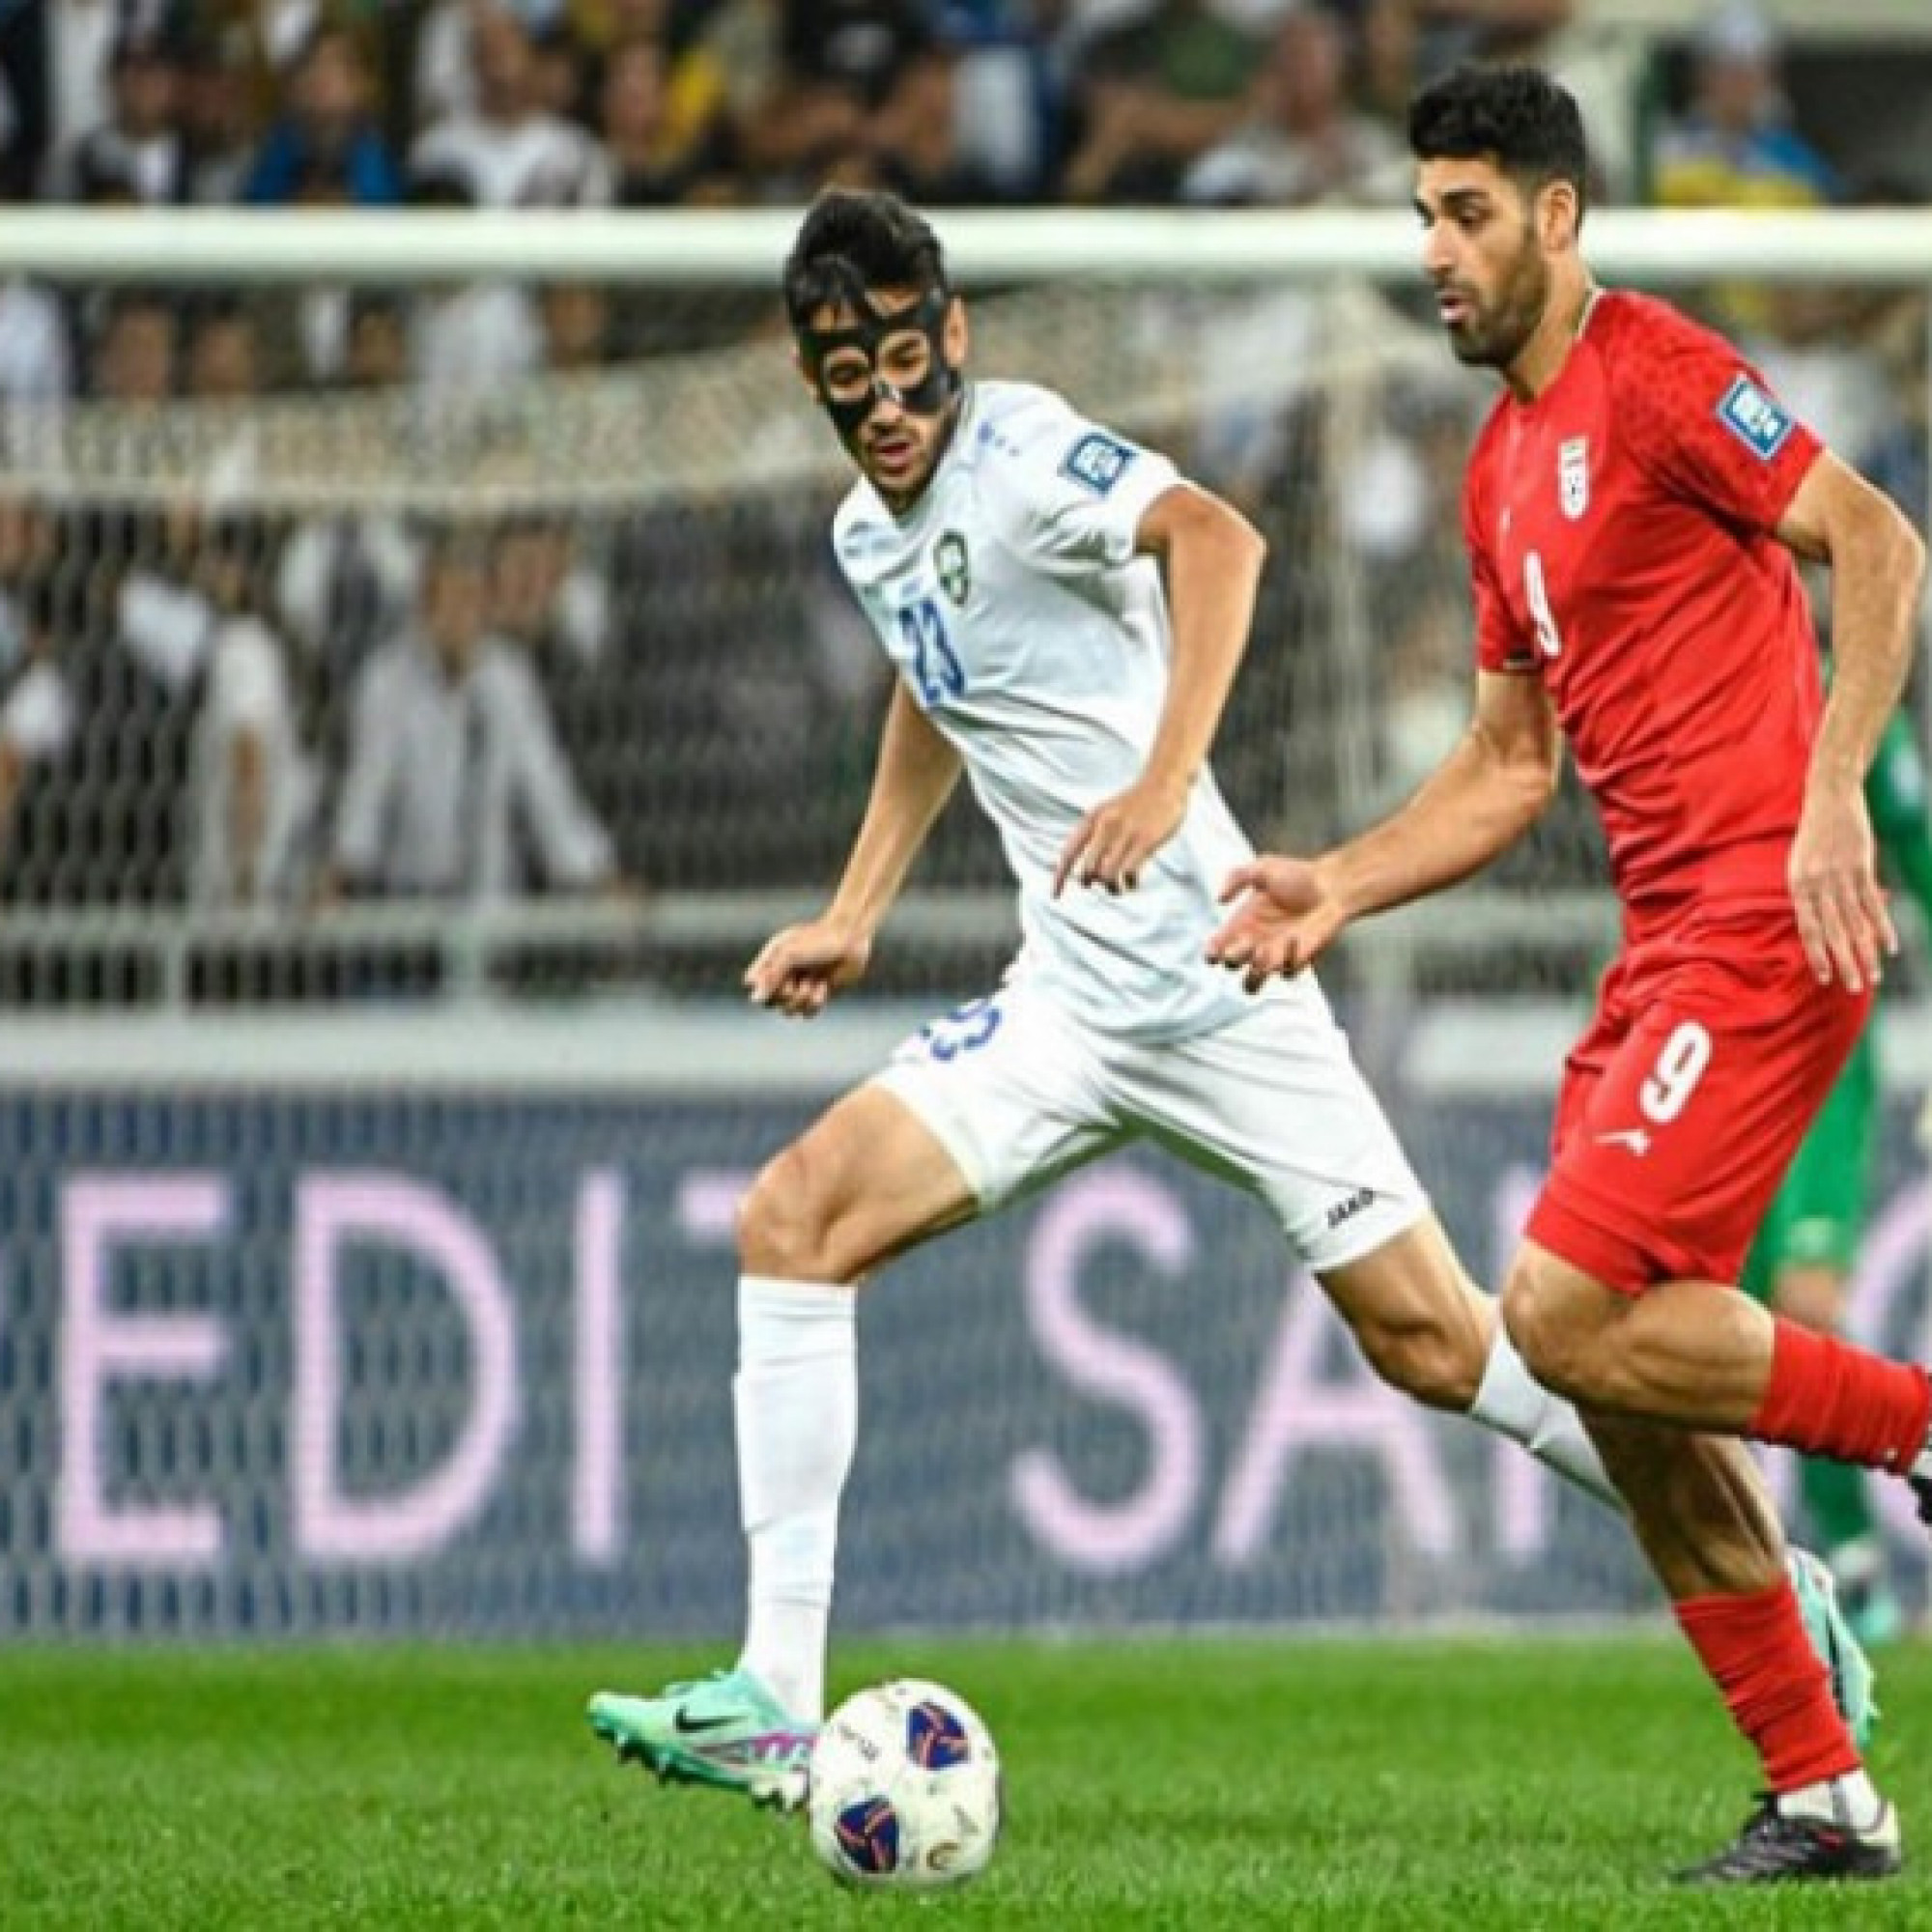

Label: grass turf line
[0,1637,1926,1929]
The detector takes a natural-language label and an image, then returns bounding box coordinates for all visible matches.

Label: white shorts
[869,976,1428,1272]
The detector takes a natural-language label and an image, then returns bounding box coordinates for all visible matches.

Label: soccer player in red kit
[1209,66,1929,1884]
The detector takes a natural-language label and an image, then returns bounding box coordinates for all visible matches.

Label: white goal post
[5,205,1932,286]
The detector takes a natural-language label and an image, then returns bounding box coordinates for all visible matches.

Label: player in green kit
[1741,707,1932,1643]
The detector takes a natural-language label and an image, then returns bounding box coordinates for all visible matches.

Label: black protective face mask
[796,282,961,454]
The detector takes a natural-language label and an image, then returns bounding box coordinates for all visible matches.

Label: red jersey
[1463,289,1824,938]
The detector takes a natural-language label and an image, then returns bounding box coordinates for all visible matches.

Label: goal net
[0,209,1925,1639]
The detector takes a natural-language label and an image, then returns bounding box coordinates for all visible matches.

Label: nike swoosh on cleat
[671,1710,738,1735]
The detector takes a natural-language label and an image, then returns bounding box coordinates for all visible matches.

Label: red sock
[1675,1581,1860,1792]
[1748,1319,1931,1473]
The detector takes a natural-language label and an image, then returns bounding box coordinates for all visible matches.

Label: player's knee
[1354,1317,1482,1412]
[1500,1265,1602,1406]
[737,1146,846,1281]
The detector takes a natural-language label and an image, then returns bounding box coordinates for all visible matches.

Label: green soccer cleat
[1826,1537,1905,1650]
[1789,1548,1880,1752]
[586,1667,818,1811]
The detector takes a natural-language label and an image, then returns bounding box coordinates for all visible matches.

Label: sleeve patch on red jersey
[1717,376,1793,461]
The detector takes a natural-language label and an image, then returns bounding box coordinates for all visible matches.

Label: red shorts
[1526,912,1872,1295]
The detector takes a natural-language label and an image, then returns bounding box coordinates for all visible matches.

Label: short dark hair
[781,189,949,332]
[1408,66,1588,218]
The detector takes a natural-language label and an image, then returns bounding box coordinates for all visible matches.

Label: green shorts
[1739,1024,1877,1299]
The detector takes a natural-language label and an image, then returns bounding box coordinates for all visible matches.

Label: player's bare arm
[1776,450,1928,992]
[1208,668,1560,989]
[745,681,963,1015]
[1053,482,1265,897]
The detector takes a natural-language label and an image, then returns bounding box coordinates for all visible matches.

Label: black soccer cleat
[1908,1472,1932,1530]
[1675,1795,1902,1886]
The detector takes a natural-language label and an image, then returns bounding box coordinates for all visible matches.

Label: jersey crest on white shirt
[831,380,1287,1043]
[934,529,971,606]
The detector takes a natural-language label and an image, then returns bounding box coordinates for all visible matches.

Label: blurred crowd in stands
[4,1,1924,379]
[0,0,1912,224]
[0,0,1922,993]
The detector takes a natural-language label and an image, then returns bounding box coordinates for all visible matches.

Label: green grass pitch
[4,1637,1929,1928]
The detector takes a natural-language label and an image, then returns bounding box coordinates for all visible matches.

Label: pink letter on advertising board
[59,1174,230,1566]
[295,1173,519,1561]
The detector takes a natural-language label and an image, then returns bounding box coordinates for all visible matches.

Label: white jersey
[833,379,1273,1043]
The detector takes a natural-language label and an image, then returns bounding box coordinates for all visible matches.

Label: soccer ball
[805,1678,1002,1890]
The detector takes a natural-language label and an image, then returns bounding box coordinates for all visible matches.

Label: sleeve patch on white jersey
[1059,429,1137,497]
[1717,375,1793,461]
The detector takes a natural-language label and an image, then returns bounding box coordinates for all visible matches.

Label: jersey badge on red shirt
[1717,376,1794,461]
[1558,436,1590,520]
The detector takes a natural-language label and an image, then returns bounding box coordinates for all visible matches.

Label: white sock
[732,1274,857,1723]
[1778,1770,1889,1835]
[1467,1324,1622,1513]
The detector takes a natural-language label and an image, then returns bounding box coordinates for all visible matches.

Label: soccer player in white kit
[586,189,1874,1806]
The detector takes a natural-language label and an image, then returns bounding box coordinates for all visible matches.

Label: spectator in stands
[196,0,343,92]
[867,47,1005,205]
[75,483,213,907]
[340,290,411,388]
[603,4,751,198]
[276,503,418,679]
[180,20,260,202]
[0,4,54,198]
[327,532,618,901]
[587,31,733,204]
[1360,395,1484,807]
[1381,1,1636,199]
[52,19,192,204]
[274,492,419,805]
[1182,6,1406,207]
[250,49,404,391]
[538,282,618,371]
[1652,0,1836,209]
[242,23,402,206]
[411,3,604,207]
[84,295,207,797]
[528,17,594,121]
[926,0,1060,201]
[187,516,319,907]
[402,162,544,400]
[0,253,72,414]
[740,0,931,190]
[1401,0,1577,71]
[185,298,262,401]
[0,583,74,900]
[1352,0,1420,129]
[175,296,268,507]
[677,0,786,195]
[1654,3,1838,336]
[413,0,574,125]
[2,0,193,198]
[113,500,215,697]
[0,566,75,903]
[90,289,177,405]
[490,511,612,671]
[1063,0,1260,202]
